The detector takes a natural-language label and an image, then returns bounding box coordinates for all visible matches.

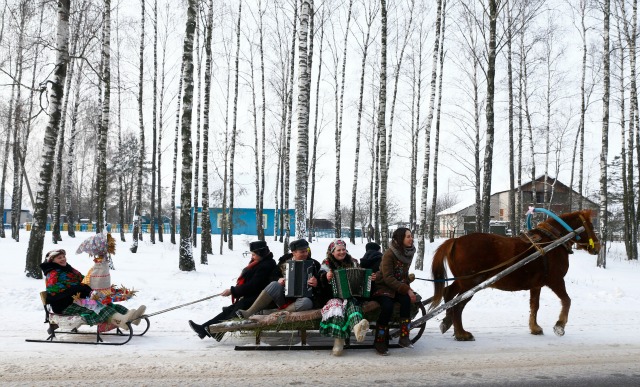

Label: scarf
[390,244,416,265]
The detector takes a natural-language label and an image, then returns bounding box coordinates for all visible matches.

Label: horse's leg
[439,284,456,334]
[529,287,543,335]
[547,280,571,336]
[452,295,475,341]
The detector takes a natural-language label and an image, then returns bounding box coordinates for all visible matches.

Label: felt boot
[374,325,389,356]
[188,320,211,339]
[130,305,146,326]
[109,312,131,331]
[332,338,345,356]
[398,318,414,348]
[353,319,369,342]
[236,291,274,319]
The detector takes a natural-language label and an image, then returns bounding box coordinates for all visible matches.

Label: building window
[262,214,268,228]
[216,213,226,229]
[499,208,505,218]
[536,192,544,204]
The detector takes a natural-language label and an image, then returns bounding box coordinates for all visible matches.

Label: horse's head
[563,209,601,255]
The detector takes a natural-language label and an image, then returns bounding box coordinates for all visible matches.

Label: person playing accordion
[318,239,373,356]
[236,239,323,318]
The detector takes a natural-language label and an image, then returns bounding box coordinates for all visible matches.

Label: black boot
[398,318,413,348]
[374,325,389,356]
[189,320,211,339]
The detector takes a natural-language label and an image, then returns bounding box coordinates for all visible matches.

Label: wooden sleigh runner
[206,297,431,351]
[25,291,151,346]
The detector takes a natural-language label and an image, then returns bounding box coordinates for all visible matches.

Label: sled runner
[25,291,150,346]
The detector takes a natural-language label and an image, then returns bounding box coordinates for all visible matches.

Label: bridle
[573,214,599,253]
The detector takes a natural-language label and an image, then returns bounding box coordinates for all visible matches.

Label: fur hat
[289,239,309,251]
[45,249,66,262]
[249,241,270,257]
[365,242,381,252]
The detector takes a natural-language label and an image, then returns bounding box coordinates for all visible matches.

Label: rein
[138,293,223,320]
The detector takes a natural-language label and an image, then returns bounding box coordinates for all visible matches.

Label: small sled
[25,291,150,345]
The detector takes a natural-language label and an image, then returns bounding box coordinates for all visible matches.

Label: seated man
[188,241,278,341]
[237,239,323,318]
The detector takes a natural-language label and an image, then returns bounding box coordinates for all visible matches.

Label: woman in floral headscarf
[40,249,146,330]
[318,239,370,356]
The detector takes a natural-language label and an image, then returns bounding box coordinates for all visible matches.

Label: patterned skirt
[319,298,363,339]
[63,303,128,326]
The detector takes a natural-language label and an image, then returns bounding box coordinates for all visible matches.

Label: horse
[430,209,600,341]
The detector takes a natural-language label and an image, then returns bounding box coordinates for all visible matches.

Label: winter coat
[374,248,412,298]
[229,253,278,301]
[360,250,382,272]
[40,261,92,314]
[277,252,325,307]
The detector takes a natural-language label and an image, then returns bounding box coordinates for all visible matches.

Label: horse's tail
[430,238,455,310]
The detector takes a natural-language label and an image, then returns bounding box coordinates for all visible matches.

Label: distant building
[2,197,32,228]
[192,207,295,236]
[438,176,599,237]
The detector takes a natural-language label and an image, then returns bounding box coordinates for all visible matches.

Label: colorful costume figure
[318,239,370,356]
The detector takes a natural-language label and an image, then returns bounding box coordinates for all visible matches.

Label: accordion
[330,268,373,299]
[284,260,315,298]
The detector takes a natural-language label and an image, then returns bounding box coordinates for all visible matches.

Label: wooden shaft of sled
[410,226,585,329]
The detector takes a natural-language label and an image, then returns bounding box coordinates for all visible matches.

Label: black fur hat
[289,239,309,251]
[365,242,381,252]
[249,241,270,257]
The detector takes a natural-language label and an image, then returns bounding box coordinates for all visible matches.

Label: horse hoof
[530,327,544,335]
[439,321,452,334]
[553,325,565,336]
[454,333,475,341]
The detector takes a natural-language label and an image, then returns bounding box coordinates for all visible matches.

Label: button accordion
[330,268,373,298]
[284,260,315,298]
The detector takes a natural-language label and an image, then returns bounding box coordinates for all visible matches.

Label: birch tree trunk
[25,0,71,279]
[349,2,376,244]
[429,0,447,243]
[386,0,414,171]
[295,0,311,240]
[409,23,425,231]
[179,0,197,272]
[416,0,442,268]
[131,0,145,253]
[334,0,353,238]
[116,4,124,242]
[377,0,389,250]
[282,0,297,251]
[170,56,184,245]
[200,0,214,261]
[598,0,610,268]
[308,6,325,243]
[480,0,499,233]
[150,0,158,244]
[96,0,111,234]
[228,0,242,251]
[192,5,201,248]
[506,0,516,234]
[66,53,84,240]
[258,0,267,241]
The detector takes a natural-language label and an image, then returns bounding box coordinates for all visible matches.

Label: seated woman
[188,241,277,341]
[373,227,417,355]
[40,249,146,330]
[236,238,323,318]
[318,239,370,356]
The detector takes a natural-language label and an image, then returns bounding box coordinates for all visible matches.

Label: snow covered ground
[1,231,639,386]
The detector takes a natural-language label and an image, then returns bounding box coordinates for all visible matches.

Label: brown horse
[430,209,600,341]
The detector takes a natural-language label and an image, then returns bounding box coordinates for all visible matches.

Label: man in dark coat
[360,242,382,294]
[188,241,277,341]
[237,238,325,318]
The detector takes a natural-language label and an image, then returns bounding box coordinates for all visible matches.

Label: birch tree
[150,0,158,244]
[295,0,311,240]
[200,0,214,261]
[378,0,389,249]
[179,0,197,271]
[349,0,378,244]
[598,0,610,268]
[131,0,146,253]
[25,0,71,279]
[416,0,443,268]
[96,0,111,234]
[228,0,242,250]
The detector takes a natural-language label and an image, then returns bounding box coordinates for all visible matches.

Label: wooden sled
[206,296,430,351]
[25,291,150,346]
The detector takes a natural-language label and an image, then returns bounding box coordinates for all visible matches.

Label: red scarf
[233,257,261,303]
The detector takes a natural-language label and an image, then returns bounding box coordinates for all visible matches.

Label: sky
[1,229,639,384]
